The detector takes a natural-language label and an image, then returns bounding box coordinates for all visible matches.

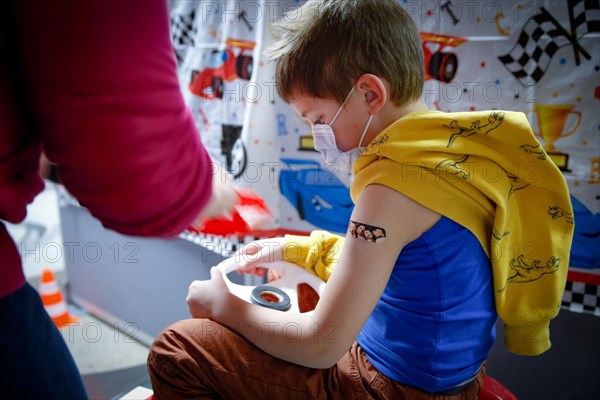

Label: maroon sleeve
[14,0,212,237]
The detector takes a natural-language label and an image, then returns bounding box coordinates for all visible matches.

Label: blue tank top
[357,216,497,393]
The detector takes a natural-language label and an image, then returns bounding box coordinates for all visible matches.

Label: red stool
[480,375,517,400]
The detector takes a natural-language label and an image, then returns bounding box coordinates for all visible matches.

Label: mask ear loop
[329,85,356,126]
[357,114,374,148]
[346,114,374,173]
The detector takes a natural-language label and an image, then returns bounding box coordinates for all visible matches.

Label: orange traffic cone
[39,268,79,329]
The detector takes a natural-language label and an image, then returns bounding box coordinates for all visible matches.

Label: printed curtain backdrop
[169,0,600,274]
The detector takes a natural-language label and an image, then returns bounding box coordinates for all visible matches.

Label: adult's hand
[192,166,238,222]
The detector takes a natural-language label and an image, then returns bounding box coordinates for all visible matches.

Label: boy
[148,1,574,399]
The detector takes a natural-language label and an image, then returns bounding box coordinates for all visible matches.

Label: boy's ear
[356,74,387,115]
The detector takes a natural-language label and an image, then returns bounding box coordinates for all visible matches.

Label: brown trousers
[147,319,484,400]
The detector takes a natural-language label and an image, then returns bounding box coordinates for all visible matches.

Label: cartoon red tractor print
[189,39,255,99]
[420,32,467,83]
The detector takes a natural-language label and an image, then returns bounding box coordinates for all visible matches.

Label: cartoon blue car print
[279,158,354,233]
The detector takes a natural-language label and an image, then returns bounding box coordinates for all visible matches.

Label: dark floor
[83,309,600,400]
[487,310,600,400]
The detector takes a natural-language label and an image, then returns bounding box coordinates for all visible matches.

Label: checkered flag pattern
[498,8,572,86]
[569,0,600,37]
[180,231,262,259]
[562,280,600,317]
[170,10,197,48]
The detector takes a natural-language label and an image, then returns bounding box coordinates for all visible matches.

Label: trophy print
[527,104,581,172]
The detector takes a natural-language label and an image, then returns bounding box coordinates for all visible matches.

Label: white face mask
[312,86,374,173]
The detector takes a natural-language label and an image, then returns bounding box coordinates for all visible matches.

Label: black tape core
[250,285,291,311]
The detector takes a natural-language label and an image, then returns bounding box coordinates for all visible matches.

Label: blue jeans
[0,283,88,399]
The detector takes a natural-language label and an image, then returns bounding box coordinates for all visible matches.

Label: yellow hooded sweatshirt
[284,109,574,356]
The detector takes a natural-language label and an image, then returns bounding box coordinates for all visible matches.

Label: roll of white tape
[217,257,326,313]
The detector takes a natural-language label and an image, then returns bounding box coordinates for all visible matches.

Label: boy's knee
[148,319,217,398]
[149,318,225,361]
[150,318,212,353]
[148,320,188,368]
[148,318,214,380]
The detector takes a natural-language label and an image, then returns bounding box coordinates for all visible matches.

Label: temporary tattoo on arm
[348,220,387,243]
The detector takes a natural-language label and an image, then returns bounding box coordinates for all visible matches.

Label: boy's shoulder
[407,109,525,121]
[386,109,528,134]
[362,109,531,157]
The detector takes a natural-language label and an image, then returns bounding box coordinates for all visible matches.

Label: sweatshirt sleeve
[283,231,345,282]
[12,0,212,237]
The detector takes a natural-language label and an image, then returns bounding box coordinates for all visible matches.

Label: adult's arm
[13,0,212,237]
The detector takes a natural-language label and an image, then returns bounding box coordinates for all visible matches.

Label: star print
[560,58,567,65]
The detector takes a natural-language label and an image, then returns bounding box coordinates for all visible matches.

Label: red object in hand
[188,188,273,236]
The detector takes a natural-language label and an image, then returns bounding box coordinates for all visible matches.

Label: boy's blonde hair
[268,0,424,106]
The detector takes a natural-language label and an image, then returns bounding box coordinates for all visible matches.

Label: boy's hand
[186,267,231,319]
[235,237,286,277]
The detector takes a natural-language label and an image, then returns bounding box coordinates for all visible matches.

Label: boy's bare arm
[191,184,441,368]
